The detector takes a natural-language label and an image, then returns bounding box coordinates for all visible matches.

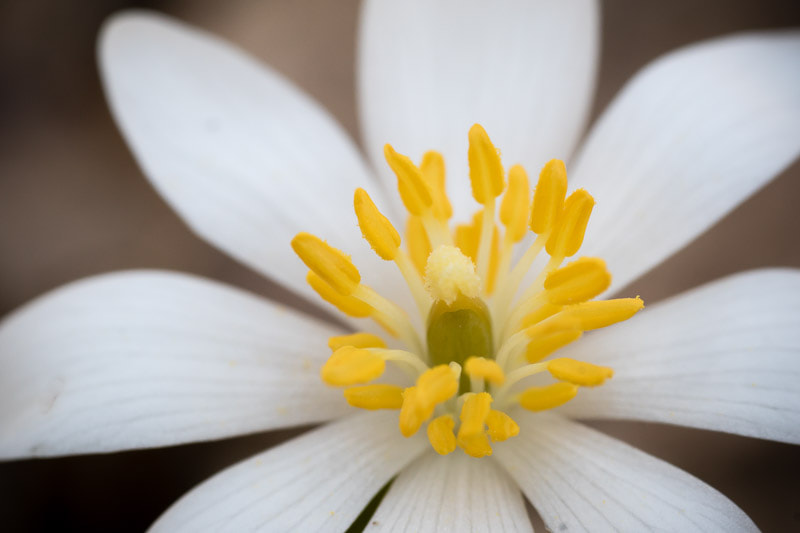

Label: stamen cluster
[292,124,643,457]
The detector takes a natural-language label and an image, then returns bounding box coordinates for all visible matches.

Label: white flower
[1,1,799,531]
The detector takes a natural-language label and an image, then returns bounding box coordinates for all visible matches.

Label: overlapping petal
[370,452,532,532]
[150,411,426,532]
[559,269,800,444]
[359,0,599,220]
[0,271,349,458]
[98,12,409,318]
[571,31,800,293]
[495,413,757,532]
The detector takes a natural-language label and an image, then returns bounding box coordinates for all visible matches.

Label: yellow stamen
[558,297,644,331]
[519,382,578,411]
[457,392,493,457]
[458,431,492,458]
[468,124,505,205]
[292,233,360,295]
[398,386,432,437]
[424,245,480,305]
[354,189,430,316]
[548,357,614,387]
[354,188,401,261]
[454,217,479,261]
[493,159,569,311]
[427,414,457,455]
[343,384,404,410]
[416,364,459,409]
[321,346,385,386]
[420,151,452,221]
[524,314,582,339]
[529,159,568,235]
[468,124,504,291]
[306,272,373,318]
[544,257,611,305]
[328,332,386,351]
[464,356,505,385]
[485,409,519,442]
[384,144,433,216]
[499,164,531,244]
[496,314,578,370]
[406,216,431,276]
[509,314,584,365]
[519,302,562,329]
[546,189,595,258]
[526,329,583,363]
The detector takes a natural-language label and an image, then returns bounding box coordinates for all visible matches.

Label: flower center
[291,124,643,458]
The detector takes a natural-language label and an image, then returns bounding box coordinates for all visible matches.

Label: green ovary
[426,295,493,393]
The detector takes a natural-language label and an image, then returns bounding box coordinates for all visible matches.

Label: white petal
[370,452,533,532]
[0,271,350,458]
[495,412,757,532]
[559,268,800,444]
[359,0,599,220]
[150,411,425,532]
[572,31,800,293]
[98,12,408,316]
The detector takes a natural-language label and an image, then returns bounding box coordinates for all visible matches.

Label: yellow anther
[548,357,614,387]
[406,216,432,276]
[398,386,433,437]
[459,430,492,458]
[525,329,583,363]
[559,297,644,331]
[519,302,562,329]
[453,214,481,261]
[321,346,385,386]
[500,164,531,243]
[354,188,401,261]
[328,332,386,351]
[485,410,520,442]
[529,159,568,235]
[457,392,492,438]
[468,124,505,205]
[519,382,578,411]
[464,357,505,385]
[384,144,433,216]
[424,245,480,305]
[544,257,611,305]
[523,314,582,339]
[416,364,459,408]
[546,189,595,258]
[427,414,457,455]
[306,272,373,318]
[420,151,452,221]
[343,384,404,410]
[457,392,493,457]
[292,232,361,295]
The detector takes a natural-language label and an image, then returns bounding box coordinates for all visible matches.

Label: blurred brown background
[1,0,799,531]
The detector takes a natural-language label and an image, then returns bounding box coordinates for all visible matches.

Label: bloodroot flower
[2,2,799,531]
